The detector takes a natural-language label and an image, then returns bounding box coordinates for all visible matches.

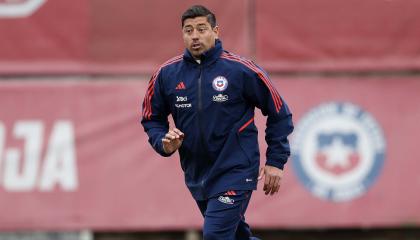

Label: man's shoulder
[220,51,263,74]
[220,50,249,62]
[159,54,184,70]
[150,54,184,78]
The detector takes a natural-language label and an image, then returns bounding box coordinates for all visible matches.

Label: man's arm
[141,69,178,157]
[243,62,294,195]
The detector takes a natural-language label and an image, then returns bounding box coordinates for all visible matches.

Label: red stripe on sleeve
[220,53,282,112]
[224,52,282,107]
[143,55,183,120]
[224,53,282,111]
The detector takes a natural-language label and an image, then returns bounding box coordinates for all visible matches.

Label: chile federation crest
[291,102,386,202]
[212,76,228,92]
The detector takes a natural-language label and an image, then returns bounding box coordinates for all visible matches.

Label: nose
[191,29,199,40]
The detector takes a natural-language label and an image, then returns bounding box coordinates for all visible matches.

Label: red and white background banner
[0,77,419,230]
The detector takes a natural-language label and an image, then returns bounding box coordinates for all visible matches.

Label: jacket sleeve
[243,63,294,169]
[140,69,173,157]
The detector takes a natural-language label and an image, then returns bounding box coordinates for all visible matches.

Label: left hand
[258,165,284,195]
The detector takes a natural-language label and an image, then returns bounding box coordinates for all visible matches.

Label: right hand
[162,128,184,154]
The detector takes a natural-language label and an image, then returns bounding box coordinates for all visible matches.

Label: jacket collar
[183,39,223,66]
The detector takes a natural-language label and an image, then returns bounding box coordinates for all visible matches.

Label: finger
[273,180,281,195]
[161,138,171,154]
[258,167,265,180]
[269,176,279,195]
[268,173,279,195]
[165,132,177,140]
[171,130,183,140]
[169,130,180,139]
[264,172,271,194]
[266,174,275,195]
[270,176,280,195]
[276,174,283,193]
[173,128,185,138]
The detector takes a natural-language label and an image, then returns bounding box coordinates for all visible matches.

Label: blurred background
[0,0,420,239]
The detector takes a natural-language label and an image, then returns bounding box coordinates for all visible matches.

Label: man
[141,5,293,240]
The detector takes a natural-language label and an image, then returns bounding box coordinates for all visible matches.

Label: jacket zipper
[197,65,207,198]
[197,65,205,145]
[198,65,203,112]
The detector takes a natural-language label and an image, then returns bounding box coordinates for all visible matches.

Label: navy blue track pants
[195,190,260,240]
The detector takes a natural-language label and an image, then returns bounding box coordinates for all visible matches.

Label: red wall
[1,0,420,74]
[256,0,420,72]
[0,0,251,74]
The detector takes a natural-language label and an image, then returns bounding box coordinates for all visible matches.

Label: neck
[184,40,222,64]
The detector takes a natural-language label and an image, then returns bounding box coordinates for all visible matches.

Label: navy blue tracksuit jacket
[141,40,294,201]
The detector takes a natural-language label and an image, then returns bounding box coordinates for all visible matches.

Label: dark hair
[181,5,216,28]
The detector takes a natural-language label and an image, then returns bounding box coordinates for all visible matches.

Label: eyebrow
[183,23,208,28]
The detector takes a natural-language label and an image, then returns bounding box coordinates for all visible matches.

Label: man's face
[182,16,219,59]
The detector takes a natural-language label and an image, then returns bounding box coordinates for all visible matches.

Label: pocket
[236,118,259,166]
[238,117,254,133]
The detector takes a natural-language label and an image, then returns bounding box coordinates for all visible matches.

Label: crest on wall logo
[212,76,228,92]
[0,0,46,18]
[291,102,386,202]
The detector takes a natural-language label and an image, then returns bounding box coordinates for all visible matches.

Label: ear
[213,26,219,39]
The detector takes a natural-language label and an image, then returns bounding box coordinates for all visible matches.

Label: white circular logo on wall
[0,0,47,18]
[212,76,228,92]
[291,102,386,202]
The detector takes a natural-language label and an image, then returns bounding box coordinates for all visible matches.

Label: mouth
[191,43,201,51]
